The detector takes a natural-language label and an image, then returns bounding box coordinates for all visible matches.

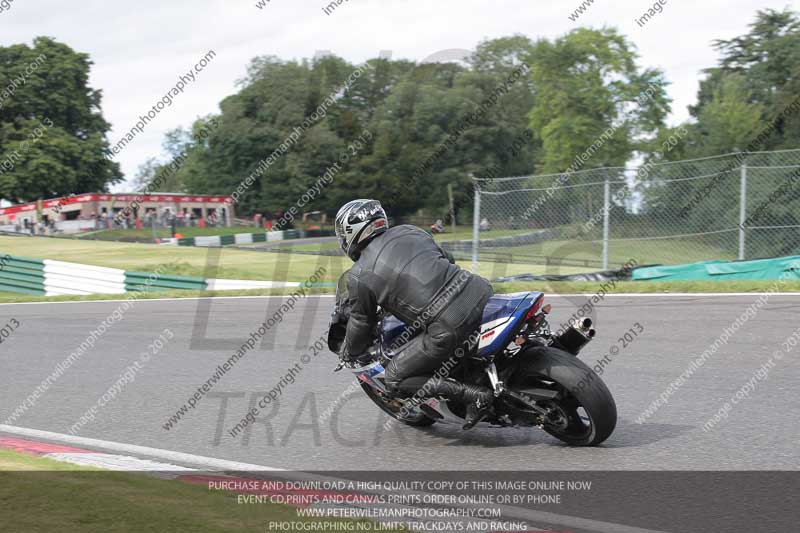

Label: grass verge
[0,449,407,532]
[0,235,590,283]
[0,235,350,282]
[495,280,800,295]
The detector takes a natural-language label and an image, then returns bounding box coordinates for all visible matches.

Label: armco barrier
[0,256,127,296]
[157,229,335,247]
[125,271,207,292]
[194,236,222,247]
[0,254,323,296]
[205,279,300,290]
[44,260,126,295]
[0,255,46,296]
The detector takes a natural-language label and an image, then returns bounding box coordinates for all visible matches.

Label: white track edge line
[0,424,281,471]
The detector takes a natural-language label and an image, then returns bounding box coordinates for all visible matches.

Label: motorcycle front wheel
[508,346,617,446]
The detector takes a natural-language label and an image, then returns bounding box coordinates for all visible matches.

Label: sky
[1,0,796,192]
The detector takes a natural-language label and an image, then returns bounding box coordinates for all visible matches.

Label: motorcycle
[328,273,617,446]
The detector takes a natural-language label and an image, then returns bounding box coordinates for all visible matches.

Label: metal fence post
[472,179,481,274]
[739,157,748,260]
[602,173,610,270]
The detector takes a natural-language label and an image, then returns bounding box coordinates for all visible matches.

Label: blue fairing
[380,291,542,358]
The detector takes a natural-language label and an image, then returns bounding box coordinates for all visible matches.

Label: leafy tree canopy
[0,37,122,203]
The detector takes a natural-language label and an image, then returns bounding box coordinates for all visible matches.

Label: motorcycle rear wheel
[508,346,617,446]
[361,383,436,427]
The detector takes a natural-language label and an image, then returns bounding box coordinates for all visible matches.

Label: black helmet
[335,199,388,260]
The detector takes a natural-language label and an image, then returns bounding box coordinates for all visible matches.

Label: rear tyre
[361,383,436,427]
[508,346,617,446]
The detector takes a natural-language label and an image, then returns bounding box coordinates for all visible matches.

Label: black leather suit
[340,225,493,394]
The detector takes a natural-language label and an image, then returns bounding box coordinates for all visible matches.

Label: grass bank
[0,449,406,532]
[0,235,590,283]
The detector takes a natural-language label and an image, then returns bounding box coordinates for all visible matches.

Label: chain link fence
[468,149,800,273]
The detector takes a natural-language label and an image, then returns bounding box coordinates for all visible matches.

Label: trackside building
[0,193,233,233]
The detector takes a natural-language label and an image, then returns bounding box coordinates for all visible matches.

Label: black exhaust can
[551,321,595,355]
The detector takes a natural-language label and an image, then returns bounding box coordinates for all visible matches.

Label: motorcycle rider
[334,199,495,429]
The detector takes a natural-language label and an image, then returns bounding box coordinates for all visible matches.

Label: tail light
[523,296,544,322]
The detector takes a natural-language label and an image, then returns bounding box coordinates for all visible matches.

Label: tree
[0,37,122,202]
[362,37,538,219]
[688,8,800,153]
[642,8,800,259]
[529,28,669,172]
[526,28,669,224]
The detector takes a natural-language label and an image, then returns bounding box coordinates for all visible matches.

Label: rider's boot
[462,394,492,430]
[418,377,494,430]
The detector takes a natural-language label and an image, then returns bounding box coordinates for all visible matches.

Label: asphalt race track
[2,293,798,473]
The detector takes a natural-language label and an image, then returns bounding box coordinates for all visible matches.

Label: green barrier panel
[3,255,45,270]
[284,229,300,239]
[0,275,46,293]
[632,256,800,282]
[0,255,46,294]
[0,264,48,277]
[0,283,46,296]
[125,271,208,291]
[125,281,207,291]
[0,270,45,285]
[252,233,267,243]
[220,235,236,245]
[125,284,203,292]
[178,237,196,246]
[125,272,207,284]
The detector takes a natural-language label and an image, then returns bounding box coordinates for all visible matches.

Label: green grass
[0,449,98,471]
[266,227,535,253]
[495,280,800,294]
[0,235,591,284]
[269,228,733,271]
[267,239,341,252]
[1,234,789,305]
[0,449,408,533]
[431,226,536,242]
[0,235,350,282]
[485,237,736,268]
